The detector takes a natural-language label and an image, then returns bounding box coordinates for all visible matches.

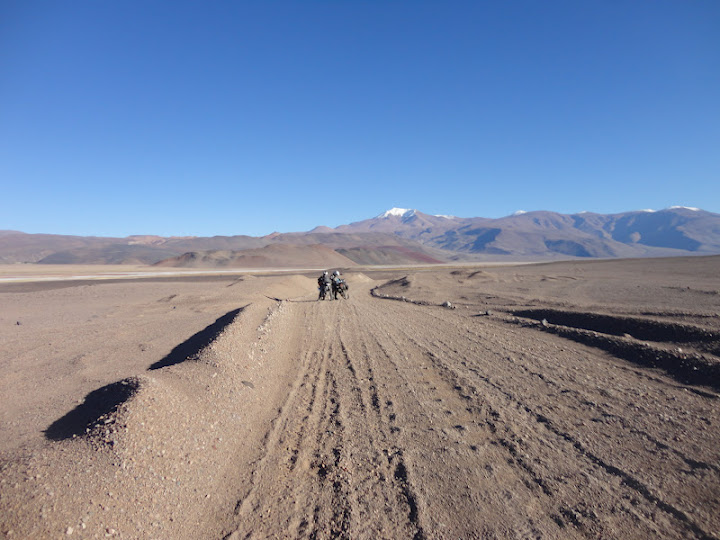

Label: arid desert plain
[1,256,719,539]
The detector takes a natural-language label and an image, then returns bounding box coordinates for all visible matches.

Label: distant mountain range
[334,206,720,260]
[2,206,719,267]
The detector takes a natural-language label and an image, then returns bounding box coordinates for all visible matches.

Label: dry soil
[1,257,719,539]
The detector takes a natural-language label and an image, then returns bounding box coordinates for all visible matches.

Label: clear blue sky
[2,1,718,237]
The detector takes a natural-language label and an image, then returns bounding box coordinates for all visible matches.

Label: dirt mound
[0,300,298,539]
[45,377,143,440]
[263,275,318,300]
[343,272,375,284]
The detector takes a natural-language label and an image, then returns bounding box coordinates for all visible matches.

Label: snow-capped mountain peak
[378,208,457,220]
[378,208,416,218]
[669,206,700,211]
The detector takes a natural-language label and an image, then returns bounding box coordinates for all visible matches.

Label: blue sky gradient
[2,1,718,237]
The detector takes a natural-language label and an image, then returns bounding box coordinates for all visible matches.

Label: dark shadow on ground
[45,378,140,441]
[510,311,720,392]
[514,308,716,343]
[149,306,247,370]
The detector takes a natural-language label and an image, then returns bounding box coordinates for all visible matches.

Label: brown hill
[0,230,436,265]
[153,244,357,269]
[0,232,268,264]
[0,232,127,263]
[336,245,445,265]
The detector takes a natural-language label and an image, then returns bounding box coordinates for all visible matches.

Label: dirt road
[1,261,719,539]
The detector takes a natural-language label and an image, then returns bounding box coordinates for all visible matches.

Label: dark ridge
[514,308,718,344]
[468,228,501,251]
[511,317,720,391]
[149,305,246,370]
[544,239,593,257]
[385,276,412,288]
[45,378,140,441]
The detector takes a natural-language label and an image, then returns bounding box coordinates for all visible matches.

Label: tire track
[410,304,720,490]
[335,304,426,539]
[351,298,567,539]
[225,299,427,539]
[368,296,719,538]
[226,302,339,538]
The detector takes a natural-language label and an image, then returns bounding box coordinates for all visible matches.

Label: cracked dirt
[1,257,719,539]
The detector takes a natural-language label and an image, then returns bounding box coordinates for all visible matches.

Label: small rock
[66,526,74,535]
[541,318,549,327]
[16,321,21,325]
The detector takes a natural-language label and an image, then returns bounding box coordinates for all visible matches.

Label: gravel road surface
[1,259,718,539]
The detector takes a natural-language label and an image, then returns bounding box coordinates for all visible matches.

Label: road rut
[222,282,720,539]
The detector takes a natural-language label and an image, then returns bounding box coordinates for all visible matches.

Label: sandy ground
[0,257,719,539]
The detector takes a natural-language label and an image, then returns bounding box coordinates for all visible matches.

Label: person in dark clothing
[318,271,332,300]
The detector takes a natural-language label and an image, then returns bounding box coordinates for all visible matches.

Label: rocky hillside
[2,207,719,265]
[335,207,720,259]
